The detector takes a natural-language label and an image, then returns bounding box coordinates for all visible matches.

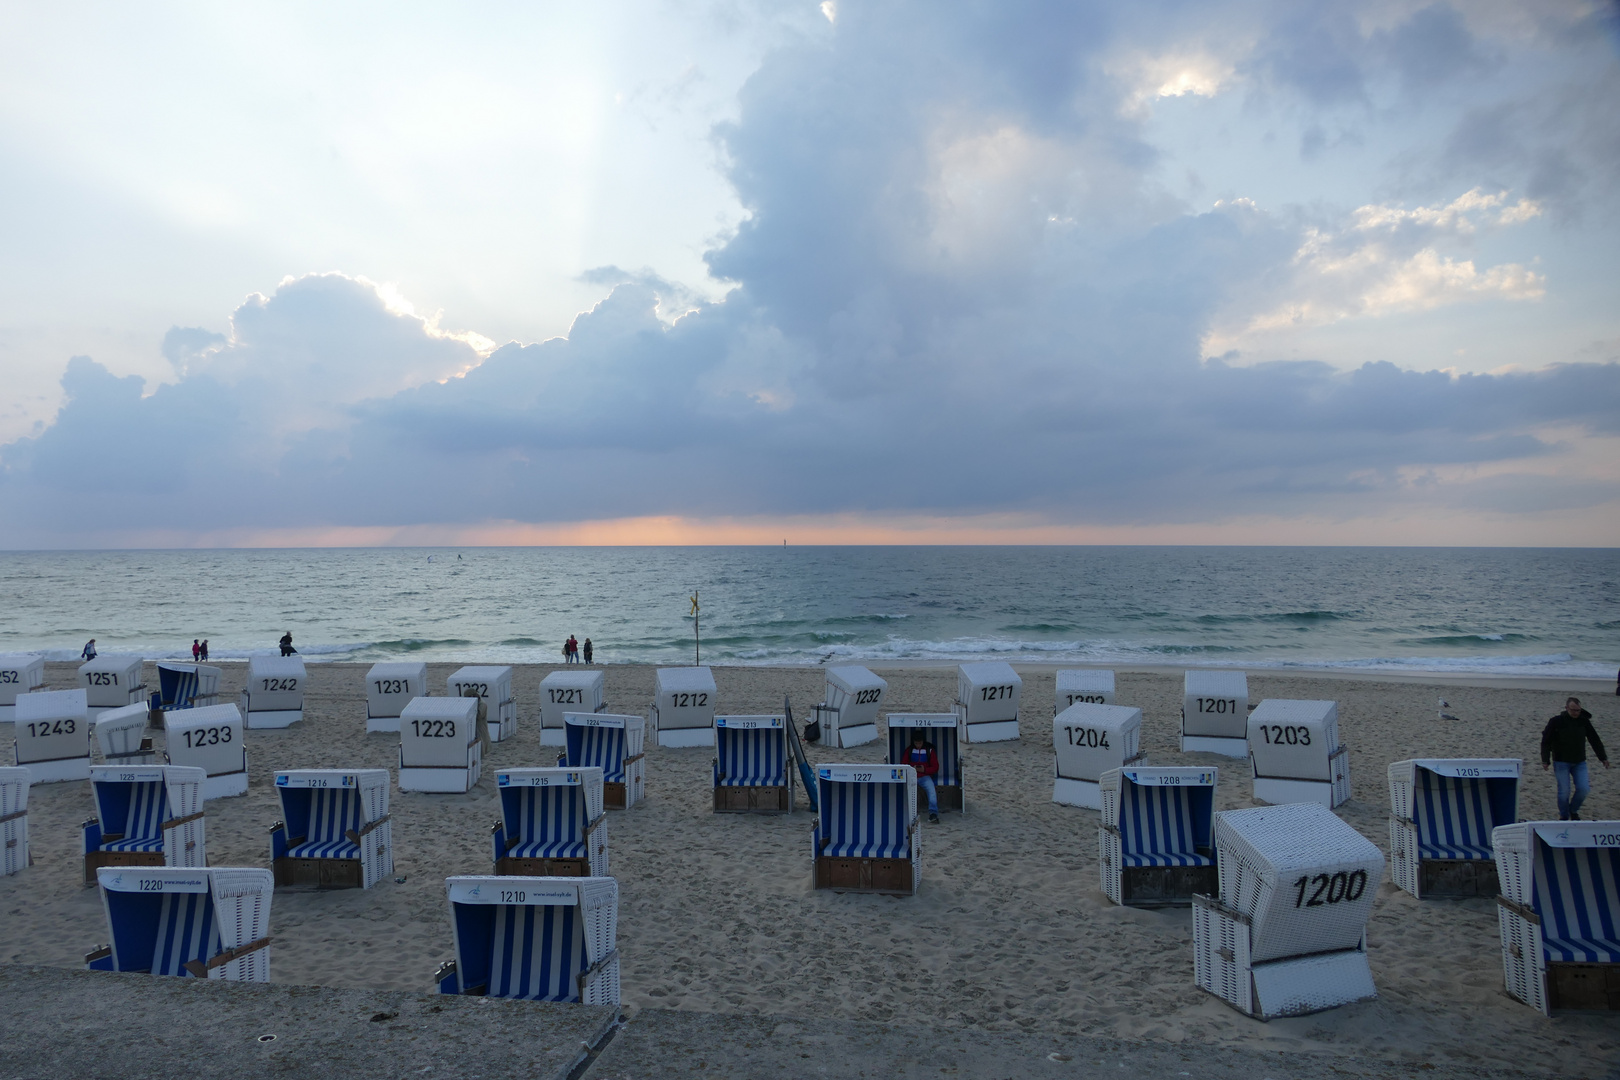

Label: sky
[1,0,1617,547]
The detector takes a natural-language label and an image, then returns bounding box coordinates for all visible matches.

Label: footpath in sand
[1,662,1615,1078]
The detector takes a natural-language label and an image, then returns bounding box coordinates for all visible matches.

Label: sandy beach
[2,661,1616,1076]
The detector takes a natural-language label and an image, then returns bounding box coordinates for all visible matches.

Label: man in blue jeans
[1540,697,1609,821]
[904,730,941,823]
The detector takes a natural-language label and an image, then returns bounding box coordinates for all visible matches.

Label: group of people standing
[563,635,594,664]
[190,638,211,662]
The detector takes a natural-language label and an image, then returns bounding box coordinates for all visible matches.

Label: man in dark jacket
[904,731,941,824]
[1541,697,1609,821]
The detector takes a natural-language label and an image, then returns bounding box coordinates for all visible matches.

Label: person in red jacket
[905,731,941,823]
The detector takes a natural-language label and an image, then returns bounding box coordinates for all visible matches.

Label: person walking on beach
[583,638,593,665]
[279,632,295,657]
[904,730,942,824]
[200,640,209,662]
[192,639,201,662]
[82,638,97,661]
[1541,697,1609,821]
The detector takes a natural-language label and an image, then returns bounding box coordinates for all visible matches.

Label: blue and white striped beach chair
[0,767,29,876]
[713,715,793,814]
[269,769,393,889]
[563,713,645,809]
[811,764,920,895]
[436,875,620,1004]
[82,765,207,885]
[156,663,221,713]
[85,866,273,981]
[1389,759,1520,899]
[886,713,964,813]
[1493,821,1620,1013]
[1099,767,1218,907]
[492,768,608,876]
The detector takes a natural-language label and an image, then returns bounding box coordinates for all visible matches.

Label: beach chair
[713,715,794,814]
[1181,670,1248,757]
[651,666,716,748]
[1389,759,1521,899]
[1247,699,1350,809]
[1055,669,1115,713]
[155,663,221,713]
[365,661,427,734]
[0,654,46,722]
[93,702,156,765]
[165,704,249,800]
[14,689,91,784]
[78,655,146,718]
[811,764,921,895]
[1493,821,1620,1013]
[1098,766,1217,906]
[435,875,620,1003]
[491,768,608,876]
[0,767,30,876]
[269,769,393,889]
[399,696,482,793]
[1193,802,1383,1019]
[886,713,964,813]
[562,713,646,809]
[539,669,606,747]
[812,666,888,748]
[1052,703,1142,809]
[240,656,305,728]
[449,666,517,743]
[82,765,207,884]
[85,866,272,981]
[953,662,1021,743]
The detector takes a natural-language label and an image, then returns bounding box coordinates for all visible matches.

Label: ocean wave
[1398,633,1533,647]
[1194,610,1356,625]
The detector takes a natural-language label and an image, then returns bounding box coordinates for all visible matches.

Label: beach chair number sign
[498,772,583,786]
[409,718,459,738]
[276,774,357,789]
[1063,693,1108,707]
[1194,697,1239,715]
[853,689,882,705]
[374,679,409,695]
[459,682,490,697]
[547,688,587,704]
[668,693,708,708]
[979,684,1016,702]
[87,672,120,687]
[1257,724,1312,746]
[24,717,77,738]
[0,671,17,684]
[1124,769,1213,786]
[260,677,298,693]
[1291,869,1370,908]
[1060,724,1112,749]
[178,725,233,749]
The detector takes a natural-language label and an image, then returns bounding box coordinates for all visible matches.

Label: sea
[0,547,1614,679]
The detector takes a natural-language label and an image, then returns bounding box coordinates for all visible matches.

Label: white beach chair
[811,764,920,895]
[436,875,620,1003]
[886,713,964,813]
[953,661,1022,743]
[1388,759,1521,899]
[1055,669,1115,713]
[812,666,888,748]
[1181,670,1249,757]
[269,769,393,889]
[1098,766,1217,906]
[14,689,91,783]
[399,696,482,793]
[164,704,249,800]
[449,666,517,743]
[491,768,609,876]
[1247,699,1350,809]
[651,666,716,748]
[1193,802,1384,1019]
[78,655,146,718]
[81,765,207,884]
[539,669,606,747]
[1493,821,1620,1014]
[156,663,221,713]
[365,662,427,734]
[0,767,30,876]
[562,713,646,809]
[93,702,156,765]
[0,654,47,722]
[713,715,794,814]
[240,656,305,728]
[1052,702,1142,809]
[85,866,272,981]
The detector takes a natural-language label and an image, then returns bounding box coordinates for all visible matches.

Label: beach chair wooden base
[1547,964,1620,1011]
[245,709,302,730]
[934,785,964,812]
[1418,858,1498,898]
[1119,864,1217,907]
[814,855,916,895]
[603,782,628,809]
[83,850,164,886]
[496,856,589,877]
[713,785,791,814]
[273,856,363,890]
[365,715,401,734]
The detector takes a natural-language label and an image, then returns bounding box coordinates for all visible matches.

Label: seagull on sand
[1438,698,1462,722]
